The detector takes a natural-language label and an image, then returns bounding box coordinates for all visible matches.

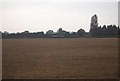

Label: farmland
[2,38,118,79]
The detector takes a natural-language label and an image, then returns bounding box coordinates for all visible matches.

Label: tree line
[1,14,119,38]
[1,25,119,39]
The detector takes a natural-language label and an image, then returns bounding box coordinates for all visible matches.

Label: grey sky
[0,0,118,33]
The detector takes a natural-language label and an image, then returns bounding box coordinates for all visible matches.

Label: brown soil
[2,38,118,79]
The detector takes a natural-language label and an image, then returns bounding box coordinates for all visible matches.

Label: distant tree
[57,28,62,33]
[46,30,54,38]
[70,32,77,38]
[90,14,98,29]
[112,25,118,36]
[97,26,102,36]
[77,29,85,37]
[90,14,99,37]
[36,32,44,38]
[90,27,98,37]
[55,28,68,38]
[4,31,9,35]
[2,31,9,38]
[107,25,118,36]
[101,25,107,37]
[23,31,29,34]
[46,30,54,35]
[21,31,29,38]
[103,25,107,29]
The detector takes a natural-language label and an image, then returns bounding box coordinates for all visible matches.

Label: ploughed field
[2,38,118,79]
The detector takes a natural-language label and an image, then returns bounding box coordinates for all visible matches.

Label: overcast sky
[0,0,119,33]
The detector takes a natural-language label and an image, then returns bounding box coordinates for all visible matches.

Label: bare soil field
[2,38,118,79]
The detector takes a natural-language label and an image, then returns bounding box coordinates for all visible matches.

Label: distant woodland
[1,14,119,38]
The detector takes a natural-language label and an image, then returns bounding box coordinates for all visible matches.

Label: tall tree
[90,14,98,29]
[90,14,99,37]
